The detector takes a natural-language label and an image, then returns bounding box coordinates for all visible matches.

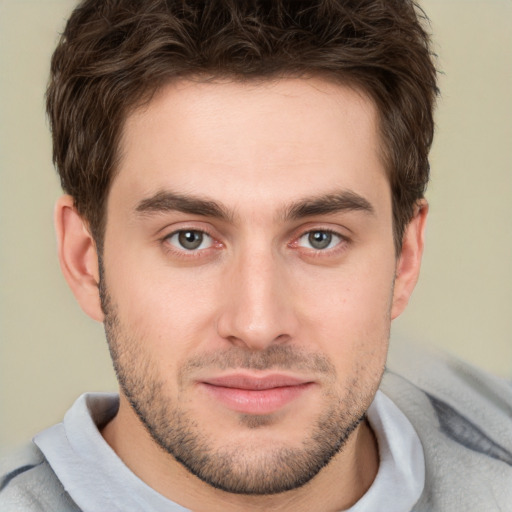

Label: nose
[216,247,297,351]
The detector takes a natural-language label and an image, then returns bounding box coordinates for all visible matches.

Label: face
[100,78,398,494]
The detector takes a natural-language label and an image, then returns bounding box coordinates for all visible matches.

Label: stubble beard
[99,277,383,495]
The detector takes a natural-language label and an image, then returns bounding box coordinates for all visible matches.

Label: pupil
[179,231,203,250]
[309,231,331,249]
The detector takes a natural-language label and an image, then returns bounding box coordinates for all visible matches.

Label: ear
[54,195,104,322]
[391,200,428,320]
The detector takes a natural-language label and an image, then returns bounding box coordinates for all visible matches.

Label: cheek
[106,252,223,357]
[296,260,395,326]
[292,258,394,366]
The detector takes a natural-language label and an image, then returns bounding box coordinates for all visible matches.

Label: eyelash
[161,228,222,259]
[161,227,350,259]
[290,228,350,256]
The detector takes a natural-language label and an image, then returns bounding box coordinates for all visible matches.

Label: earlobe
[54,195,104,322]
[391,200,428,320]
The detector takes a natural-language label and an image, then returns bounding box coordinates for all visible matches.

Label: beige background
[0,0,511,455]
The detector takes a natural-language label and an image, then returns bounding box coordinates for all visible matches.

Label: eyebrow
[135,191,233,221]
[135,188,374,223]
[282,190,375,220]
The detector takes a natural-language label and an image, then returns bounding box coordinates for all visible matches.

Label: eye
[166,230,213,251]
[297,230,342,250]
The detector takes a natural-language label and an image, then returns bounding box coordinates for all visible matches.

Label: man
[1,0,511,510]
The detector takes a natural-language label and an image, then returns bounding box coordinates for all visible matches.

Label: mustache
[179,345,336,377]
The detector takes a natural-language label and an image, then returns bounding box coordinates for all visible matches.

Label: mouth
[199,374,315,415]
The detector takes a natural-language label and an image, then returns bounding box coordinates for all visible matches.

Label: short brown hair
[47,0,438,252]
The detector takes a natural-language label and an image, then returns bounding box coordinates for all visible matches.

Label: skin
[55,77,427,511]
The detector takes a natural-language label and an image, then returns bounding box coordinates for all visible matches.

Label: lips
[199,374,314,415]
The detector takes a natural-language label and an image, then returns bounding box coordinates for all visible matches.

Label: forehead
[113,77,388,215]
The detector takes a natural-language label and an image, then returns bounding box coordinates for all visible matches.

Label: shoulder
[382,341,512,511]
[0,441,80,512]
[384,340,512,429]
